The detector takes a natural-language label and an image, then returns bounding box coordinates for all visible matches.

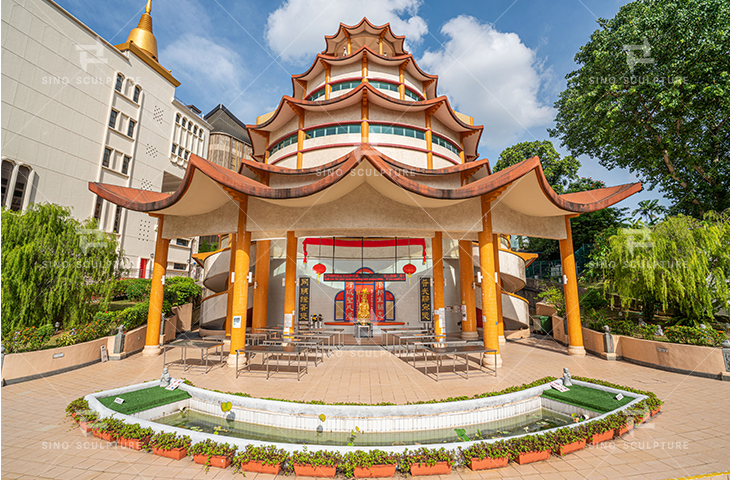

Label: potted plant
[94,418,124,443]
[460,441,509,470]
[341,450,399,478]
[585,418,614,445]
[65,397,90,424]
[148,432,191,460]
[234,445,289,474]
[77,412,99,435]
[546,426,587,456]
[507,435,552,465]
[291,448,341,477]
[402,447,455,475]
[189,439,236,470]
[118,423,153,450]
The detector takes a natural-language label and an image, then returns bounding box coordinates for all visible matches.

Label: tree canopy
[549,0,730,216]
[493,140,580,194]
[1,204,124,333]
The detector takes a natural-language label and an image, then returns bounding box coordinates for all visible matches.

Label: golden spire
[125,0,158,62]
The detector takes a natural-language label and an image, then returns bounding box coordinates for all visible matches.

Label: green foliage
[65,397,89,419]
[603,212,730,322]
[198,240,219,253]
[1,204,124,333]
[549,0,730,216]
[118,423,153,441]
[633,199,666,226]
[538,285,566,317]
[664,325,726,347]
[2,324,55,353]
[188,439,237,470]
[291,448,342,467]
[541,385,635,413]
[233,445,289,472]
[118,301,152,331]
[401,447,455,467]
[148,432,191,451]
[580,287,609,312]
[164,277,202,307]
[340,450,398,477]
[494,140,580,194]
[98,386,191,415]
[460,440,511,461]
[125,279,151,302]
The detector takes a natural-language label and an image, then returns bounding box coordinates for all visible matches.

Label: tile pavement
[2,336,729,479]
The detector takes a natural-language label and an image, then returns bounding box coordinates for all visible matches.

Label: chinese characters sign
[298,277,310,325]
[419,276,432,323]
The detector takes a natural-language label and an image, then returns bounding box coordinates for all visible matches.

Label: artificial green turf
[99,386,191,415]
[541,384,635,414]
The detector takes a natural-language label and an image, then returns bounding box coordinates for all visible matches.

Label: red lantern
[313,263,327,283]
[403,263,417,284]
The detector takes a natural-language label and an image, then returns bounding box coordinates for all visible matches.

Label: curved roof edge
[323,18,406,55]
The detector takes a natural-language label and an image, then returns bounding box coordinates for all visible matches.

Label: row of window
[175,113,204,138]
[1,161,32,211]
[109,110,136,138]
[307,79,423,101]
[269,123,460,155]
[171,143,191,161]
[115,73,142,103]
[93,196,124,233]
[102,147,132,175]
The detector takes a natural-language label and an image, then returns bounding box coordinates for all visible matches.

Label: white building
[1,0,210,276]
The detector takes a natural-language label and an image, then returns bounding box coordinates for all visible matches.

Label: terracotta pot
[294,464,337,477]
[617,423,634,437]
[639,413,650,423]
[410,461,452,476]
[239,461,281,474]
[589,430,615,445]
[558,440,586,456]
[354,464,397,478]
[193,454,231,469]
[152,447,187,461]
[469,457,508,470]
[516,450,550,465]
[98,431,115,443]
[119,437,144,450]
[651,406,661,417]
[79,422,93,434]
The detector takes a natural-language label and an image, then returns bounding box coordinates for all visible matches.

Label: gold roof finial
[126,0,158,62]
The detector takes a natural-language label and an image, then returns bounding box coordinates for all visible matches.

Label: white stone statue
[160,367,171,388]
[562,367,572,387]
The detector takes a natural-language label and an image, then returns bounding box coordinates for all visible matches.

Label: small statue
[562,367,572,387]
[603,325,611,334]
[160,367,171,388]
[655,325,664,336]
[638,318,646,327]
[357,288,371,324]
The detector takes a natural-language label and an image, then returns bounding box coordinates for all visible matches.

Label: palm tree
[632,199,666,225]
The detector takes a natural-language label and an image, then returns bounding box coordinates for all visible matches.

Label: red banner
[345,282,355,321]
[375,281,385,322]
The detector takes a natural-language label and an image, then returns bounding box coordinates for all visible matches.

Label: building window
[432,133,460,155]
[113,205,123,233]
[330,80,361,93]
[175,238,190,247]
[270,133,299,155]
[102,147,112,167]
[194,126,198,135]
[171,144,177,155]
[1,160,13,206]
[115,74,123,92]
[176,113,181,124]
[184,151,190,160]
[304,124,360,140]
[9,165,30,211]
[188,123,192,131]
[181,118,187,128]
[172,263,187,271]
[133,86,141,103]
[404,88,421,101]
[308,88,326,101]
[127,119,136,138]
[121,155,131,175]
[93,196,103,222]
[109,110,118,129]
[369,123,426,140]
[369,80,399,93]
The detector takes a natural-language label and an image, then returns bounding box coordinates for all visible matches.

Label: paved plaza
[2,337,729,480]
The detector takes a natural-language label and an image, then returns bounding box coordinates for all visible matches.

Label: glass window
[194,126,198,135]
[175,238,190,247]
[188,123,192,131]
[325,127,336,136]
[173,263,187,270]
[393,126,404,136]
[181,118,187,128]
[113,206,122,233]
[404,89,421,101]
[10,166,30,211]
[171,144,177,155]
[93,196,103,222]
[133,86,141,103]
[121,155,131,175]
[127,119,136,138]
[108,110,118,129]
[309,88,326,101]
[184,151,190,160]
[102,148,112,167]
[115,74,123,92]
[1,160,12,206]
[176,113,181,124]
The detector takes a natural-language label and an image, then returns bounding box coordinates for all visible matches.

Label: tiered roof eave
[323,18,407,56]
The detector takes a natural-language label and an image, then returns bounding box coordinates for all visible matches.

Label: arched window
[133,85,141,103]
[10,165,31,211]
[115,73,124,93]
[1,160,13,206]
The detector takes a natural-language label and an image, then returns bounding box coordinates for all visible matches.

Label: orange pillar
[560,216,586,356]
[493,234,505,344]
[225,233,236,337]
[458,240,477,340]
[228,198,251,366]
[283,231,298,336]
[252,240,271,332]
[143,216,169,356]
[479,196,502,367]
[432,232,446,340]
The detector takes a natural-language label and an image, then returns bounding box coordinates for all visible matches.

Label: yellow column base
[142,345,162,356]
[461,331,478,340]
[482,353,502,368]
[498,335,506,345]
[227,352,247,367]
[568,345,587,356]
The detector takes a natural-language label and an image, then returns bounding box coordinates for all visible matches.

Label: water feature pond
[156,407,573,446]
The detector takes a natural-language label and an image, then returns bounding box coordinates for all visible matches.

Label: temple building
[89,19,641,367]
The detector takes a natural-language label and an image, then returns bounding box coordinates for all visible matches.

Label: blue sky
[59,0,669,214]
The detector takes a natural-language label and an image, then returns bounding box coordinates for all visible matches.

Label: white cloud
[265,0,428,63]
[161,34,246,106]
[419,15,554,149]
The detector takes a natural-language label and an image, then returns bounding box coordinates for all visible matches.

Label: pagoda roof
[323,18,407,56]
[89,144,640,217]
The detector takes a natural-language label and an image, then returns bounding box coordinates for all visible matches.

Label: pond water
[155,407,574,446]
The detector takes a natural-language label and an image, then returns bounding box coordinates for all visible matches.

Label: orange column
[143,216,169,356]
[361,52,368,81]
[479,196,502,367]
[324,63,331,99]
[228,198,251,366]
[283,231,298,336]
[398,64,406,100]
[493,234,505,344]
[361,92,369,144]
[425,113,433,169]
[225,233,236,336]
[296,111,305,169]
[458,240,477,340]
[252,240,271,333]
[560,215,586,356]
[432,232,446,340]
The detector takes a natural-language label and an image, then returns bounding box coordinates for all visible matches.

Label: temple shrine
[90,18,641,368]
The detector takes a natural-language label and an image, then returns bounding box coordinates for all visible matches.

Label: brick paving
[2,336,729,479]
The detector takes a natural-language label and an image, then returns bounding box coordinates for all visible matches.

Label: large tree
[549,0,730,216]
[1,204,124,332]
[493,140,580,194]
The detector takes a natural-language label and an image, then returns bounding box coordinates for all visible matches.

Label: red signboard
[375,281,385,322]
[345,282,355,321]
[324,273,407,282]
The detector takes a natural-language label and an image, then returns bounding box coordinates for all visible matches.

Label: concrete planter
[410,461,452,475]
[353,464,397,477]
[516,450,550,465]
[469,457,508,470]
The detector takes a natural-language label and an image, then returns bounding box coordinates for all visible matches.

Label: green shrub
[538,284,566,316]
[125,279,151,302]
[580,287,608,311]
[665,325,726,347]
[340,450,398,477]
[2,324,55,353]
[164,277,202,307]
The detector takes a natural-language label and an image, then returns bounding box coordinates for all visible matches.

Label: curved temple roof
[89,144,641,217]
[323,18,407,56]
